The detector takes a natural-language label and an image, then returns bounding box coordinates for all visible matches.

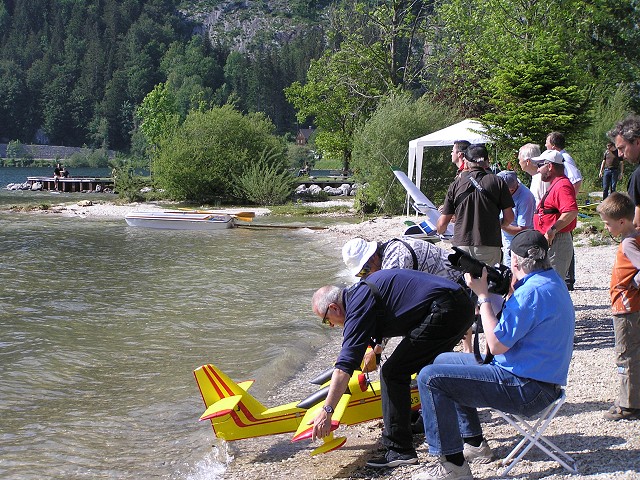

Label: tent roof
[408,119,490,148]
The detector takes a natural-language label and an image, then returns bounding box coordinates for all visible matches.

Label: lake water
[0,168,351,479]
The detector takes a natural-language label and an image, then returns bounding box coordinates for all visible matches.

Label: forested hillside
[0,0,329,151]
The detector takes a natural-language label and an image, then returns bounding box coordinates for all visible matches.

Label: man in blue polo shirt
[412,230,575,480]
[310,269,475,468]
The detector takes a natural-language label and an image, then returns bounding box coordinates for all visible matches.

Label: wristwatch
[322,405,334,414]
[477,297,491,307]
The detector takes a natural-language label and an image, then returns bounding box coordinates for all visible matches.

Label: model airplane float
[193,362,421,455]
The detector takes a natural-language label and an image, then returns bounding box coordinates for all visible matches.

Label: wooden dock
[26,176,114,192]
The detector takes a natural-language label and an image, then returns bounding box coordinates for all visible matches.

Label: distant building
[296,127,315,146]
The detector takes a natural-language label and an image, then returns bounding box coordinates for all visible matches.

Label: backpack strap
[384,238,419,270]
[360,279,396,347]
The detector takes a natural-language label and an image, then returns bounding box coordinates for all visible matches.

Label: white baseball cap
[342,238,378,276]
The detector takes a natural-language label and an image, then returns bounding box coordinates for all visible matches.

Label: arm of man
[599,159,604,177]
[464,269,509,355]
[500,207,515,229]
[437,214,453,234]
[544,210,579,246]
[311,368,350,441]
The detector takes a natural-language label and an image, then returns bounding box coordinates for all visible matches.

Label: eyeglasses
[356,264,371,278]
[321,304,331,325]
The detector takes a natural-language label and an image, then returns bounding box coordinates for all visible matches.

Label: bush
[154,105,285,202]
[351,93,462,215]
[233,147,296,205]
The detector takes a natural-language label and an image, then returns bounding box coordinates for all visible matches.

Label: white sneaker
[463,440,493,464]
[411,457,473,480]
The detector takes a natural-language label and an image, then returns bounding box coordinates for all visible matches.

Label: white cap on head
[531,149,564,165]
[342,238,377,276]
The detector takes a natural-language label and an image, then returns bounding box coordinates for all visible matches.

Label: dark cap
[510,229,548,259]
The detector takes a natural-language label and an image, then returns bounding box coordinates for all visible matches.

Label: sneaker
[366,448,418,468]
[603,404,640,421]
[412,457,473,480]
[463,440,493,464]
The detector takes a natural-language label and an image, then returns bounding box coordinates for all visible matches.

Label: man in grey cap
[531,149,578,281]
[496,170,536,267]
[412,229,575,480]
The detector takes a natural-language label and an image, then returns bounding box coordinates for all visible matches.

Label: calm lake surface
[0,168,350,479]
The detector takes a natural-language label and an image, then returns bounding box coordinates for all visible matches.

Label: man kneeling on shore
[310,269,474,468]
[412,230,574,480]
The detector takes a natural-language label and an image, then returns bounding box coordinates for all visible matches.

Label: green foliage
[154,105,285,202]
[136,82,181,147]
[233,148,297,205]
[111,164,147,203]
[351,93,461,215]
[66,148,111,168]
[571,84,632,191]
[481,46,590,150]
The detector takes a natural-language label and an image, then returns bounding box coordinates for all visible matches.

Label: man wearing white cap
[531,149,578,281]
[342,237,461,283]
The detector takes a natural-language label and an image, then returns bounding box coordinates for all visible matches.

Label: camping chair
[492,388,578,476]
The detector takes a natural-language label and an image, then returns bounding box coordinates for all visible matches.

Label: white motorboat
[124,211,236,230]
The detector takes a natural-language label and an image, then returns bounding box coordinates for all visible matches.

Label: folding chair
[492,388,578,476]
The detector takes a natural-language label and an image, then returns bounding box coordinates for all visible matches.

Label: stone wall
[0,144,116,160]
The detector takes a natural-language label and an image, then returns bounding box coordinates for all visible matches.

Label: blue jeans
[417,352,561,456]
[603,168,620,200]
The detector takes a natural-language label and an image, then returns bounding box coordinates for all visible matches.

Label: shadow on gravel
[573,315,614,350]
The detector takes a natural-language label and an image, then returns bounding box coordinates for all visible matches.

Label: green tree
[351,93,461,214]
[480,45,589,150]
[136,82,180,148]
[154,105,285,202]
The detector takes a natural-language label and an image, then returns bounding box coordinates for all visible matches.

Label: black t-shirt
[442,168,514,247]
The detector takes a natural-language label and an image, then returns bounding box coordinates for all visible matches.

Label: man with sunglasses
[531,149,578,281]
[310,269,475,468]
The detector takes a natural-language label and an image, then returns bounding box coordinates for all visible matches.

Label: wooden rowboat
[124,211,235,230]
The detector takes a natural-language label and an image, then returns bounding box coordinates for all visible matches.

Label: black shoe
[412,412,425,434]
[366,448,418,468]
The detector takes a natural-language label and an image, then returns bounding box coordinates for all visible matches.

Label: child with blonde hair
[597,192,640,420]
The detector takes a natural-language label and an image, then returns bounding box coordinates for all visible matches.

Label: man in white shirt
[518,143,546,203]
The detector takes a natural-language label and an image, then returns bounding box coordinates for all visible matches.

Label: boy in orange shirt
[597,192,640,420]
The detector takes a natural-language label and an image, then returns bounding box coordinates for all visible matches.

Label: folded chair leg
[494,389,578,476]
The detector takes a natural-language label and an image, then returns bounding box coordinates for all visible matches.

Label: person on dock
[310,269,475,469]
[53,163,62,191]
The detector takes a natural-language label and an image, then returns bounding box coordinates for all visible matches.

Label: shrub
[233,147,296,205]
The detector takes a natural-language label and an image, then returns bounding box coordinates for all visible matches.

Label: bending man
[311,269,474,468]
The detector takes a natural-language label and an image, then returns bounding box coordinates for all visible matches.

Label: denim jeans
[417,352,561,456]
[603,168,620,200]
[381,289,474,452]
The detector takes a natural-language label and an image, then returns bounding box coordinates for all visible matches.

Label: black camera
[448,247,512,296]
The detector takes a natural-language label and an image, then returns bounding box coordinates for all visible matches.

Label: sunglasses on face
[321,304,331,325]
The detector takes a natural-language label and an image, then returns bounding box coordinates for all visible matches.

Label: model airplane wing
[393,169,454,239]
[291,390,351,455]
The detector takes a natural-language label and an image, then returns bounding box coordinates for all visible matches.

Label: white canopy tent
[407,119,490,189]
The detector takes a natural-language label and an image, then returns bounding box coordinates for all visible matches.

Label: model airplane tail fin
[194,363,267,422]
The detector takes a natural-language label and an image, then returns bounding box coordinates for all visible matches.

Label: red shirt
[533,176,577,234]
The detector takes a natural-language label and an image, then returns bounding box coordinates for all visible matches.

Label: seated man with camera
[411,230,575,480]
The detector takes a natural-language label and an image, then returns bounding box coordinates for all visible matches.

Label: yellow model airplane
[193,362,421,455]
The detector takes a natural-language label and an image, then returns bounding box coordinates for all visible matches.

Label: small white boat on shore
[125,211,236,230]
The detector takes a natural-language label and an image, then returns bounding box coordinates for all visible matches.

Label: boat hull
[124,212,235,231]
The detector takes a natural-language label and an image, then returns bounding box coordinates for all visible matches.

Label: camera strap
[473,297,506,365]
[360,280,396,348]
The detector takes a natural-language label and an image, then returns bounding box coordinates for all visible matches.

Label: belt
[604,167,618,170]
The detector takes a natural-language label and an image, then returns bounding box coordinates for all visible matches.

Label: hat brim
[350,241,378,276]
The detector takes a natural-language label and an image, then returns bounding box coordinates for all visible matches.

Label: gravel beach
[24,201,640,479]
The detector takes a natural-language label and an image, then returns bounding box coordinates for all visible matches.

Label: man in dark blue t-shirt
[310,269,474,468]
